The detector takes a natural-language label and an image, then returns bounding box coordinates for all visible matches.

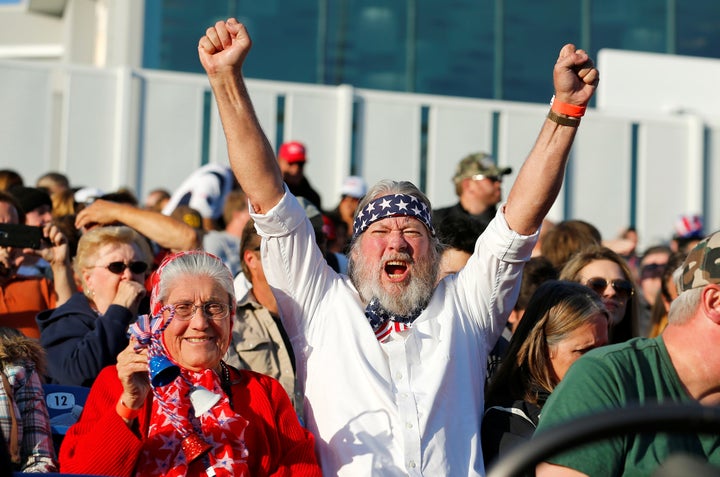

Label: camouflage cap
[678,230,720,292]
[453,152,512,183]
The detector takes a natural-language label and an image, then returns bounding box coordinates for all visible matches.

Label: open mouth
[384,260,409,282]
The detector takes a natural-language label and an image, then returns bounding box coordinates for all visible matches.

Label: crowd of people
[0,17,716,476]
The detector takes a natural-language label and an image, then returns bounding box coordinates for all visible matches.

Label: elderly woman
[37,225,151,386]
[58,251,321,476]
[559,245,638,343]
[482,280,609,467]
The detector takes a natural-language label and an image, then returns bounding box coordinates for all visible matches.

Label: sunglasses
[471,174,502,183]
[585,277,634,300]
[640,263,665,280]
[94,261,149,275]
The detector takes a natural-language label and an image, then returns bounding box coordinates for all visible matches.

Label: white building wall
[1,56,718,252]
[0,0,144,66]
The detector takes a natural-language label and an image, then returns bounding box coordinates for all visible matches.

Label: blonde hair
[51,189,77,217]
[74,226,152,289]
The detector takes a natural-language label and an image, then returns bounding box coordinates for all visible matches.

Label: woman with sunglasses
[37,225,152,386]
[59,250,321,476]
[559,245,639,343]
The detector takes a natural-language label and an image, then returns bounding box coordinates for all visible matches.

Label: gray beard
[348,250,438,317]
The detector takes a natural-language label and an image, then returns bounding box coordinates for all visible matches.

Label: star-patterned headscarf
[352,193,435,238]
[134,251,250,477]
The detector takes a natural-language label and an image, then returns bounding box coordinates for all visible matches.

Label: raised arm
[75,200,200,252]
[504,44,599,235]
[198,19,284,214]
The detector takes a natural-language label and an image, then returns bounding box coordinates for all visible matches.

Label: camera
[0,223,45,249]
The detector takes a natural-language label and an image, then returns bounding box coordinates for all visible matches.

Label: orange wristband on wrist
[116,399,141,420]
[550,95,586,118]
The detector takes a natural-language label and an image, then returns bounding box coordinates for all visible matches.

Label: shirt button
[406,422,413,429]
[400,392,408,399]
[395,372,403,380]
[408,460,416,468]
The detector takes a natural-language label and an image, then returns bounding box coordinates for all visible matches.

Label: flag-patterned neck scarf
[136,365,250,477]
[134,250,249,477]
[352,193,435,238]
[365,298,424,342]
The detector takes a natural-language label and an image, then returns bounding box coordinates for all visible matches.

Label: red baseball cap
[278,141,307,164]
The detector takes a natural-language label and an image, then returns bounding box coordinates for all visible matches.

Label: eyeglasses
[471,174,502,183]
[94,261,149,275]
[584,277,634,300]
[169,302,230,321]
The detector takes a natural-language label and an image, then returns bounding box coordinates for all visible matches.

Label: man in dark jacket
[433,152,512,229]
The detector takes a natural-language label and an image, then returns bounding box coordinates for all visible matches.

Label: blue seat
[42,384,90,454]
[43,384,90,432]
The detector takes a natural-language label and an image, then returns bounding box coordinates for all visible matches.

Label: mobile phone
[0,223,45,249]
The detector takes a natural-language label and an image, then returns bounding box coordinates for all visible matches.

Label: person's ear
[81,268,93,294]
[701,285,720,324]
[242,249,253,266]
[243,249,260,273]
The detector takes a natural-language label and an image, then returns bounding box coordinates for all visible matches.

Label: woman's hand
[113,280,147,314]
[116,340,151,412]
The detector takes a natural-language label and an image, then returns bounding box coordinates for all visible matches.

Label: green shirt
[535,337,720,476]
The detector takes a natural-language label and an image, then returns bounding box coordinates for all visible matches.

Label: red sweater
[59,365,321,476]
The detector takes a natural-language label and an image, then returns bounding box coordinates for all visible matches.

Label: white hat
[340,176,367,199]
[74,187,105,205]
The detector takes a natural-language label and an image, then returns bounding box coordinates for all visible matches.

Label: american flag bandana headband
[352,193,435,238]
